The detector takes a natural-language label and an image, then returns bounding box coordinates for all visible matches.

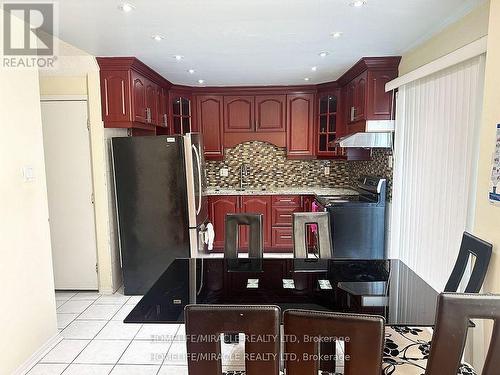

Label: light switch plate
[220,168,229,177]
[22,166,35,182]
[324,166,330,176]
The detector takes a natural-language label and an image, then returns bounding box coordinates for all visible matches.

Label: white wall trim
[40,95,88,101]
[13,333,62,375]
[386,36,488,91]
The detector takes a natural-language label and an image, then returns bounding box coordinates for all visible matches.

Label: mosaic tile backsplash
[205,141,393,200]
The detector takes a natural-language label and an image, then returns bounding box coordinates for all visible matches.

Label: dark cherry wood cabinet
[286,93,315,159]
[159,87,169,128]
[97,57,171,130]
[272,227,294,249]
[196,95,224,160]
[367,70,396,120]
[208,196,239,249]
[255,95,286,132]
[98,56,400,154]
[239,196,272,249]
[224,96,254,132]
[131,71,147,124]
[170,92,193,135]
[100,70,130,124]
[339,57,401,135]
[316,89,345,158]
[208,194,309,252]
[224,94,286,133]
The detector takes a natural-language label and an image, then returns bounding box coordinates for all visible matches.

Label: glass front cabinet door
[317,91,345,158]
[171,94,192,134]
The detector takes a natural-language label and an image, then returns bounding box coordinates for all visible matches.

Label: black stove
[315,175,388,259]
[316,175,386,208]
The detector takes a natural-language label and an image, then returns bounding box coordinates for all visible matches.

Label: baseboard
[13,333,62,375]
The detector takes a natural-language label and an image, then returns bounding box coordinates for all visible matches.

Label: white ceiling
[54,0,485,86]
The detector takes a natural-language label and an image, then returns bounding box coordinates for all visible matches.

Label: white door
[41,100,98,290]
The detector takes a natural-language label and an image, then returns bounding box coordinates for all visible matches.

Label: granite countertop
[205,186,359,196]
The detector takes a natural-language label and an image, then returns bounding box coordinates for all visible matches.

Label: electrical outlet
[388,156,393,168]
[220,168,229,177]
[324,166,330,176]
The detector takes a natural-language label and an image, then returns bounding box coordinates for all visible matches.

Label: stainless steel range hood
[336,120,394,148]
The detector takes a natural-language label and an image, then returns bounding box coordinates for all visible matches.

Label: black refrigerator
[112,133,210,295]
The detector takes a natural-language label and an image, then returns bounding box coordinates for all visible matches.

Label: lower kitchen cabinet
[239,196,272,249]
[272,227,294,249]
[208,194,307,252]
[208,195,238,249]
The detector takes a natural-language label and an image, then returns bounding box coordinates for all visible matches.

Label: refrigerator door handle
[192,144,202,215]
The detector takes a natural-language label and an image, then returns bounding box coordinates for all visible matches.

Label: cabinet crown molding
[97,57,172,88]
[337,56,402,86]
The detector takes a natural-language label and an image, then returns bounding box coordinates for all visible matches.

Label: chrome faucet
[240,164,250,190]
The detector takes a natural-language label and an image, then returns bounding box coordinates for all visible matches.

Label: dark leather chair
[427,293,500,375]
[292,212,333,259]
[224,213,263,258]
[185,305,281,375]
[444,232,492,293]
[283,309,385,375]
[383,232,492,375]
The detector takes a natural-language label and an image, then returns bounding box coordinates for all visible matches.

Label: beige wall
[474,0,500,360]
[0,12,58,374]
[399,1,490,75]
[39,39,121,293]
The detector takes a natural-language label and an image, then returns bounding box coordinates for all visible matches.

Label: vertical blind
[390,55,485,291]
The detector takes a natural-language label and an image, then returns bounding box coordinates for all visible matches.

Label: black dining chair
[384,293,500,375]
[284,309,385,375]
[444,231,493,293]
[383,232,493,375]
[224,213,263,258]
[185,304,281,375]
[292,212,333,259]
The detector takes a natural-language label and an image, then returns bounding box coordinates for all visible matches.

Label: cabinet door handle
[279,199,294,202]
[279,214,293,218]
[281,235,292,239]
[163,113,168,127]
[350,106,356,122]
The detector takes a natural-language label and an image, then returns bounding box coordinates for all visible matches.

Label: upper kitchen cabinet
[170,91,193,135]
[286,93,315,159]
[316,87,345,159]
[97,57,171,130]
[223,93,287,148]
[196,95,224,160]
[255,95,286,132]
[224,94,286,132]
[224,96,254,132]
[339,57,401,135]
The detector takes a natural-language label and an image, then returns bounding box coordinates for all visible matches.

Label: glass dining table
[124,257,438,327]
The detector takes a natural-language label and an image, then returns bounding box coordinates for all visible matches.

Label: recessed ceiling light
[304,77,310,81]
[318,51,329,58]
[174,55,184,61]
[311,66,317,72]
[331,31,343,39]
[152,34,164,41]
[350,0,367,7]
[188,69,195,74]
[198,79,205,84]
[118,2,135,12]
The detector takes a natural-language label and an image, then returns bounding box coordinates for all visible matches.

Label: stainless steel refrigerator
[112,133,210,295]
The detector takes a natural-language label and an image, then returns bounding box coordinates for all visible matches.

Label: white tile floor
[26,290,188,375]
